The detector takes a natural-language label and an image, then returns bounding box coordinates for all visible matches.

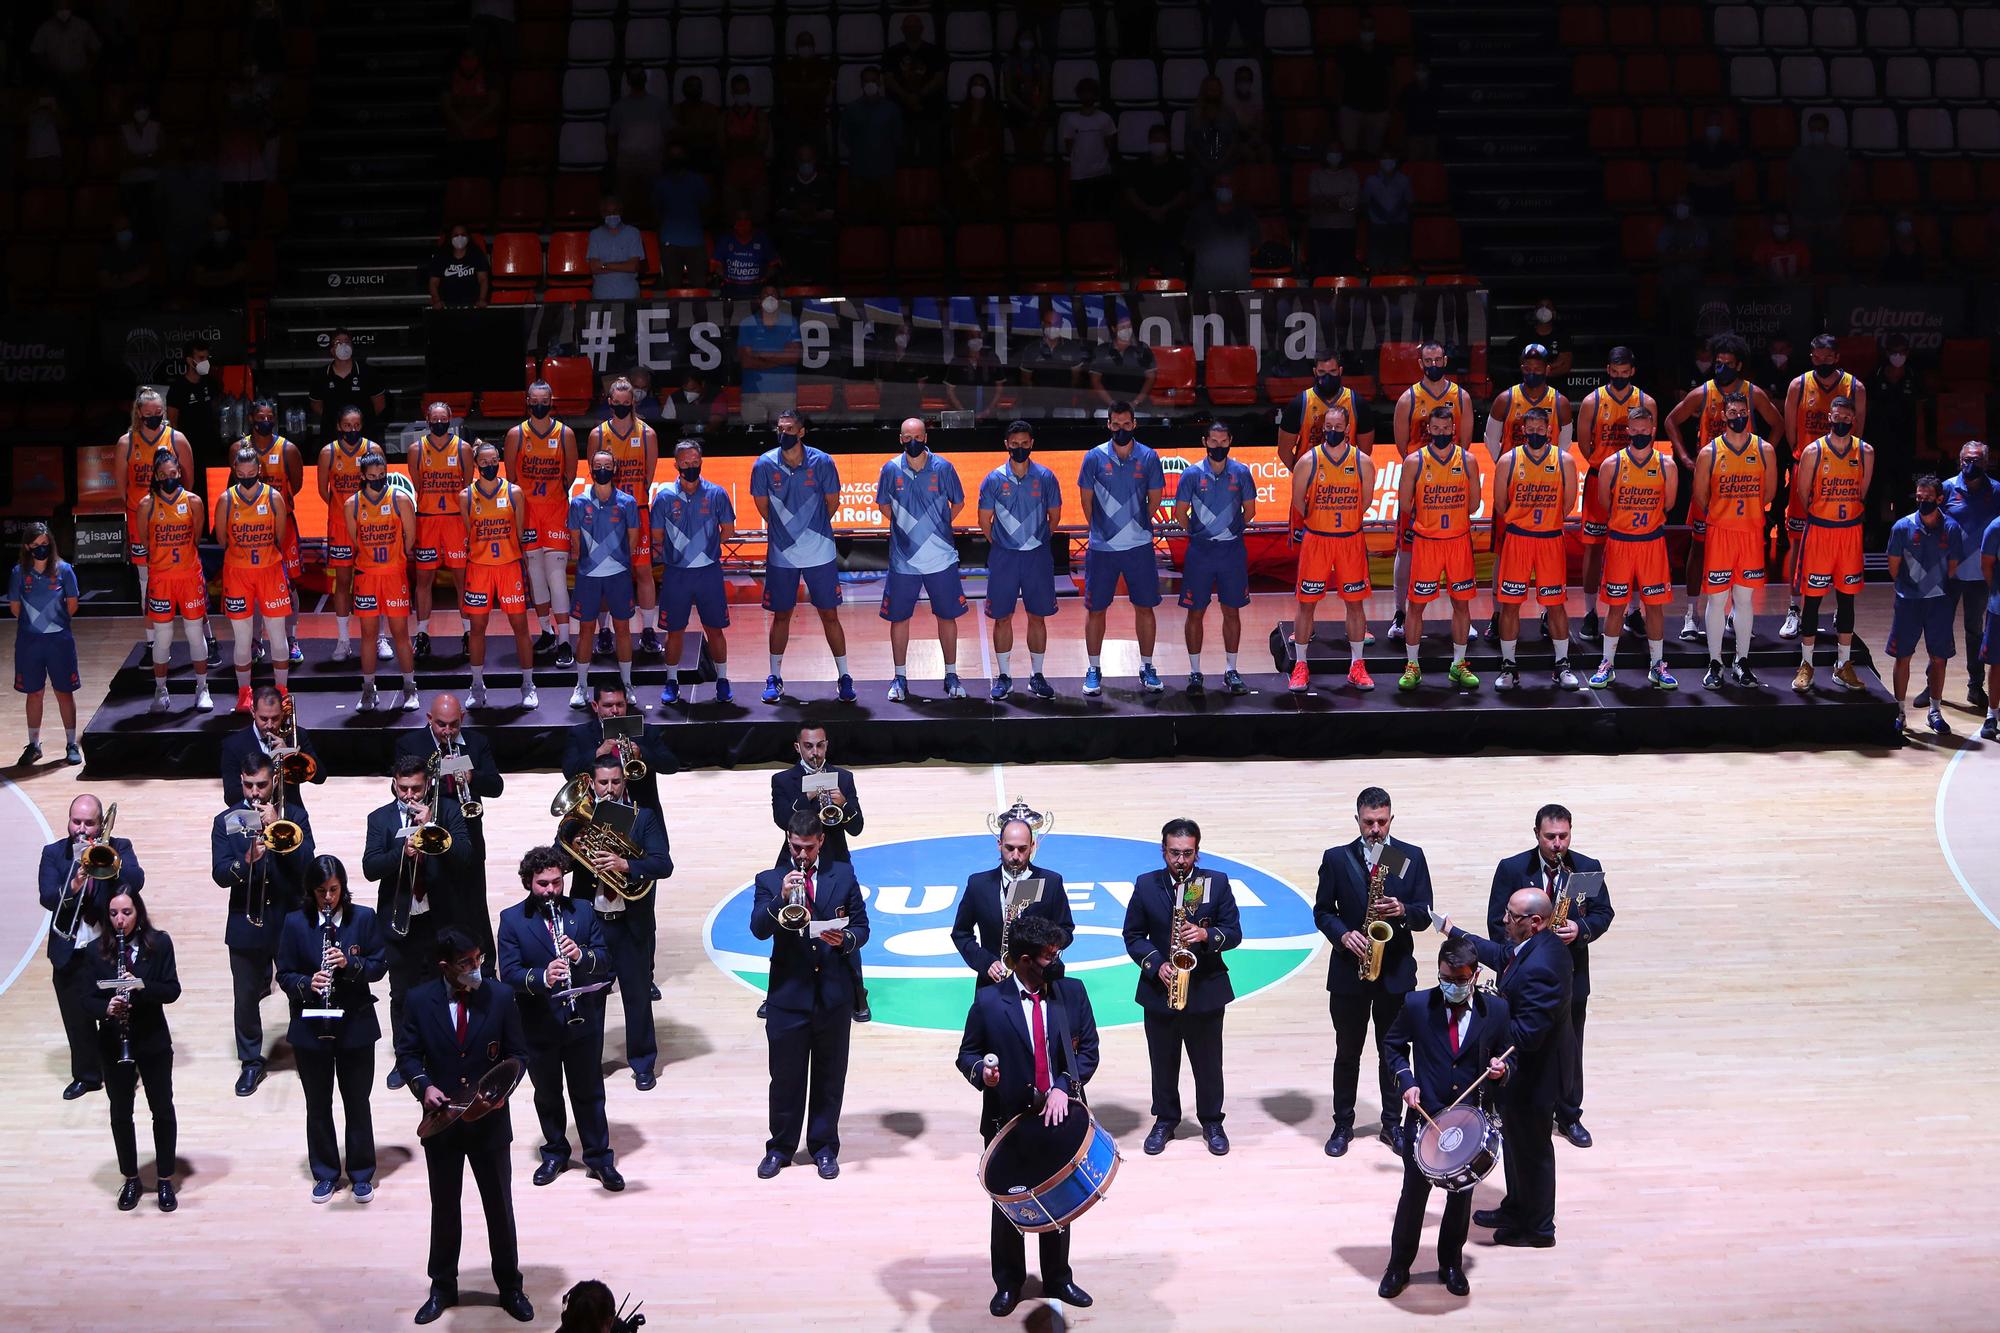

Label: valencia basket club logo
[703,834,1319,1031]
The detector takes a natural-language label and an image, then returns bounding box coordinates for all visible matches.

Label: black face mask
[29,544,50,562]
[428,420,450,436]
[1606,374,1632,391]
[678,464,701,482]
[1429,432,1453,450]
[339,430,362,446]
[141,413,164,430]
[1207,445,1231,462]
[1324,429,1348,447]
[1008,446,1033,463]
[1111,428,1135,446]
[1521,372,1546,390]
[363,475,387,493]
[591,467,616,485]
[1712,364,1739,386]
[610,403,632,419]
[252,419,275,436]
[1725,414,1750,433]
[1315,373,1341,398]
[1828,421,1852,438]
[1813,363,1840,379]
[478,462,500,481]
[153,476,180,495]
[902,439,925,458]
[1628,433,1653,450]
[1421,365,1446,382]
[527,403,551,419]
[1524,433,1548,449]
[777,431,801,451]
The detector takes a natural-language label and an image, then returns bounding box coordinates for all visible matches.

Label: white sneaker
[521,684,539,709]
[331,639,352,662]
[359,683,379,711]
[194,683,213,712]
[569,685,589,710]
[150,688,171,714]
[398,688,420,712]
[468,683,488,708]
[376,636,393,659]
[1778,608,1801,640]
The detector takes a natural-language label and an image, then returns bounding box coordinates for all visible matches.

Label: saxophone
[1358,853,1394,983]
[1548,855,1573,932]
[1166,871,1202,1011]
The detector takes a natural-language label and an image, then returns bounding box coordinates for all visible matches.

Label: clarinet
[315,911,339,1041]
[112,927,135,1067]
[550,903,584,1028]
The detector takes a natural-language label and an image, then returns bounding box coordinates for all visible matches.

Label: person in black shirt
[1018,313,1090,416]
[1511,298,1572,379]
[165,341,221,466]
[428,226,490,309]
[875,325,936,423]
[1088,322,1156,410]
[309,328,387,444]
[946,334,1007,421]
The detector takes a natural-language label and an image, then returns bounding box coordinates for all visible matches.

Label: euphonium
[1358,853,1394,983]
[1167,870,1201,1011]
[551,774,652,901]
[81,802,122,880]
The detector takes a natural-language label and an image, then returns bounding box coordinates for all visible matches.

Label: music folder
[1007,877,1045,913]
[1374,843,1412,883]
[1562,870,1606,902]
[437,753,473,781]
[801,770,839,797]
[601,714,643,741]
[594,799,636,837]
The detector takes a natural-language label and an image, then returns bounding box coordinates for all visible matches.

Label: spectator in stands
[951,73,1006,218]
[29,2,101,120]
[1657,195,1712,292]
[1399,64,1440,161]
[659,369,713,430]
[1058,79,1119,219]
[1335,14,1393,155]
[652,145,713,288]
[1228,66,1269,163]
[1748,214,1811,284]
[772,142,836,284]
[719,74,772,221]
[587,195,647,301]
[191,211,249,305]
[1185,77,1243,189]
[310,328,387,444]
[426,224,490,309]
[1756,336,1794,401]
[1870,335,1921,495]
[671,76,723,174]
[1878,213,1932,283]
[1120,124,1192,279]
[608,68,671,218]
[21,93,66,185]
[1207,0,1264,53]
[1001,31,1055,162]
[441,48,502,177]
[1361,156,1415,273]
[1306,144,1361,277]
[885,12,947,164]
[946,332,1007,421]
[1089,319,1157,410]
[1018,309,1089,413]
[118,99,162,219]
[1513,297,1573,378]
[166,342,221,466]
[738,286,801,424]
[712,210,778,297]
[841,67,905,223]
[1787,112,1848,269]
[1685,113,1743,251]
[777,29,835,159]
[1183,176,1257,292]
[97,215,152,308]
[875,323,935,424]
[627,368,661,426]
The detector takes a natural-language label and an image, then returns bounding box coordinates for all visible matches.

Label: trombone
[50,827,99,942]
[80,802,123,881]
[388,798,454,939]
[550,773,653,901]
[271,693,319,788]
[427,748,482,820]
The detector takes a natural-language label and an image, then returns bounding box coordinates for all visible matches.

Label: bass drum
[978,1102,1121,1234]
[1414,1105,1502,1194]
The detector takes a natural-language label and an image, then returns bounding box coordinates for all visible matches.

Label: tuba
[81,802,123,880]
[1358,853,1394,983]
[551,774,653,901]
[1166,870,1202,1011]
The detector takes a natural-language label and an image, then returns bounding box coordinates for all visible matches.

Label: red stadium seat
[1603,160,1653,208]
[1005,165,1061,220]
[836,227,890,285]
[842,382,882,416]
[1941,339,1992,387]
[1656,6,1706,48]
[496,176,548,226]
[1588,108,1637,152]
[1136,278,1186,293]
[955,222,1009,283]
[1608,8,1657,51]
[1949,215,1990,267]
[504,123,557,171]
[893,168,942,217]
[17,187,68,236]
[1271,56,1320,105]
[893,225,946,283]
[1869,161,1919,206]
[1623,54,1670,99]
[1402,161,1448,208]
[1674,53,1723,99]
[1620,215,1664,265]
[508,70,559,118]
[490,232,544,289]
[1638,107,1687,151]
[1152,346,1197,406]
[1010,223,1065,280]
[1558,5,1606,47]
[1235,163,1280,210]
[1066,222,1120,278]
[1572,52,1619,97]
[1252,276,1301,288]
[639,232,662,295]
[1412,218,1462,269]
[1836,336,1879,379]
[544,231,592,296]
[70,184,118,233]
[1378,342,1422,397]
[1314,8,1361,46]
[479,355,543,419]
[1929,160,1977,205]
[1749,107,1798,153]
[1280,107,1330,153]
[1204,345,1259,406]
[541,355,594,414]
[1267,374,1312,404]
[550,174,602,225]
[1844,214,1888,266]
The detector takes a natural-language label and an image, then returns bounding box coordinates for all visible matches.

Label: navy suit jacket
[750,861,870,1015]
[1450,927,1574,1111]
[496,896,609,1040]
[950,864,1074,985]
[394,976,529,1148]
[956,974,1099,1136]
[1487,848,1613,1000]
[211,803,318,953]
[220,724,326,810]
[72,929,182,1057]
[770,763,863,863]
[1383,987,1516,1121]
[563,805,673,921]
[395,725,506,813]
[1313,837,1436,996]
[1122,867,1241,1015]
[275,903,388,1049]
[361,798,477,935]
[38,836,144,969]
[561,718,678,814]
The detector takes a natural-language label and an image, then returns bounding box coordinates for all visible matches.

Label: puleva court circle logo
[702,833,1319,1031]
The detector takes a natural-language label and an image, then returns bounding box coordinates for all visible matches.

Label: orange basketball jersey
[1501,384,1560,451]
[1707,436,1769,535]
[1804,438,1866,524]
[1795,371,1855,458]
[1299,443,1366,536]
[414,435,470,516]
[1502,444,1565,535]
[1607,448,1667,538]
[145,492,200,570]
[467,482,521,565]
[1410,444,1472,539]
[219,483,282,568]
[352,495,407,572]
[515,419,571,504]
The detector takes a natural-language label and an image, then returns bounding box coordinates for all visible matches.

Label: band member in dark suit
[395,692,505,961]
[1122,817,1241,1157]
[751,812,870,1180]
[210,753,318,1097]
[219,685,326,809]
[363,753,475,1088]
[950,815,1074,989]
[1487,802,1612,1148]
[561,681,680,815]
[497,845,619,1191]
[39,793,144,1100]
[1445,888,1574,1248]
[75,888,181,1213]
[561,754,673,1091]
[397,925,533,1325]
[276,855,387,1203]
[1313,785,1436,1158]
[768,724,869,1019]
[955,915,1098,1317]
[1378,935,1514,1301]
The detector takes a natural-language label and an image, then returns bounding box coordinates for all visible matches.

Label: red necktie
[1447,1010,1461,1055]
[1545,862,1557,897]
[802,869,816,912]
[454,998,469,1047]
[1027,991,1051,1092]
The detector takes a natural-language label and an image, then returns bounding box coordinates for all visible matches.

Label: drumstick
[1440,1044,1515,1117]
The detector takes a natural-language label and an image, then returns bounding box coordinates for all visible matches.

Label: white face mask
[894,332,910,350]
[761,296,780,315]
[1889,353,1907,368]
[193,359,211,376]
[1769,354,1788,369]
[967,338,984,352]
[1534,306,1553,323]
[1115,326,1133,345]
[451,235,468,250]
[333,342,353,360]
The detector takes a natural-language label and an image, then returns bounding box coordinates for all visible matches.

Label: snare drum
[978,1102,1121,1233]
[1414,1105,1502,1194]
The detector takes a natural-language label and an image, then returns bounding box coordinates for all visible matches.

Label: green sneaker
[1448,662,1480,689]
[1397,663,1422,692]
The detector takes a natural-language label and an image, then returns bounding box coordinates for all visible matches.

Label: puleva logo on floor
[702,834,1319,1031]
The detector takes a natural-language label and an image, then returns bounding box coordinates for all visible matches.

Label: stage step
[1272,618,1876,677]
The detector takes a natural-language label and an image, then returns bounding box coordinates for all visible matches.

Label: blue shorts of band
[986,545,1059,619]
[662,563,731,631]
[1886,593,1956,661]
[1083,545,1161,612]
[575,571,636,622]
[14,631,81,694]
[1179,539,1250,611]
[881,566,969,622]
[1983,612,2000,667]
[762,560,842,613]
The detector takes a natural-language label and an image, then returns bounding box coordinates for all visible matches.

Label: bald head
[67,795,103,839]
[427,694,464,744]
[1504,887,1552,943]
[898,417,928,453]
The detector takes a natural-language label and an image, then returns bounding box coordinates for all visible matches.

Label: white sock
[336,615,350,641]
[26,728,39,745]
[833,656,850,677]
[557,620,572,644]
[1800,640,1814,663]
[1451,641,1467,665]
[1682,602,1697,626]
[1706,591,1729,663]
[642,607,659,632]
[1836,642,1851,666]
[893,660,907,677]
[235,667,252,689]
[1552,638,1569,663]
[769,653,783,676]
[619,661,634,689]
[274,667,288,688]
[1349,642,1362,667]
[1406,643,1420,665]
[64,727,76,744]
[1141,657,1155,671]
[996,651,1012,677]
[1030,652,1046,675]
[576,658,591,688]
[1224,651,1238,672]
[1648,638,1665,666]
[1500,637,1517,663]
[417,615,431,634]
[403,672,418,691]
[1731,586,1756,649]
[362,669,375,688]
[1088,655,1102,671]
[1188,652,1203,675]
[472,667,486,687]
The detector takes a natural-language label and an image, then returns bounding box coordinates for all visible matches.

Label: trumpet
[388,800,453,939]
[801,756,843,826]
[611,735,646,783]
[1166,870,1201,1011]
[551,774,653,901]
[776,858,813,932]
[428,748,482,820]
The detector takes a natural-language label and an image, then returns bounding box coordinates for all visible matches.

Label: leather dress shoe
[1472,1207,1511,1229]
[1201,1123,1229,1156]
[757,1151,789,1179]
[413,1291,456,1325]
[117,1177,142,1211]
[989,1289,1019,1317]
[649,984,661,1001]
[1559,1119,1594,1148]
[1143,1121,1174,1155]
[814,1149,840,1180]
[157,1179,177,1212]
[1050,1282,1093,1307]
[235,1064,264,1097]
[1324,1126,1352,1157]
[533,1158,568,1187]
[588,1164,625,1192]
[63,1079,102,1101]
[1378,1121,1398,1149]
[386,1068,405,1090]
[499,1289,534,1322]
[1378,1267,1409,1299]
[1441,1265,1470,1296]
[633,1070,657,1092]
[1492,1228,1555,1248]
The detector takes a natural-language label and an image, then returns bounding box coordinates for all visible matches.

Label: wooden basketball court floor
[3,589,1998,1331]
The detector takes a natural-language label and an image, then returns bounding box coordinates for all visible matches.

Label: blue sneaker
[1139,663,1163,693]
[887,675,908,702]
[1588,663,1615,690]
[762,674,783,704]
[1028,672,1056,699]
[714,677,733,704]
[351,1181,373,1204]
[836,673,857,702]
[659,680,680,706]
[1223,668,1248,695]
[1186,672,1206,696]
[288,639,304,666]
[943,671,967,699]
[989,673,1013,701]
[312,1180,336,1205]
[1082,666,1103,696]
[1648,662,1678,691]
